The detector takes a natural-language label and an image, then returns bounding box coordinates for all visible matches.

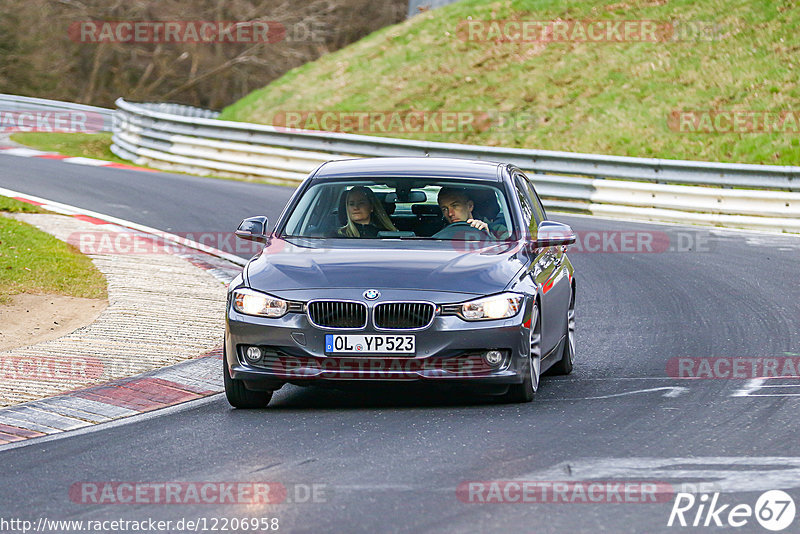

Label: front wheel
[503,303,541,403]
[548,286,575,376]
[223,353,273,409]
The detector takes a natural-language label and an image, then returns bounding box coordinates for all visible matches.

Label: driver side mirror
[533,221,576,248]
[235,216,270,243]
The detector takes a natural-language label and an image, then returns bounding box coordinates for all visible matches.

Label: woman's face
[347,190,372,224]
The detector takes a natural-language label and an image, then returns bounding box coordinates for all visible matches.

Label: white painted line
[731,379,800,396]
[0,186,247,266]
[63,156,111,166]
[0,147,49,157]
[741,394,800,397]
[522,457,800,493]
[543,386,689,401]
[730,379,767,397]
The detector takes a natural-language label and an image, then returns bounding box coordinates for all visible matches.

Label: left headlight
[232,288,289,318]
[455,292,524,321]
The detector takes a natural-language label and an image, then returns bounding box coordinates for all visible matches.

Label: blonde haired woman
[338,186,398,238]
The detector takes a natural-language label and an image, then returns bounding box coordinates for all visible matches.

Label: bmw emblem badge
[363,289,380,300]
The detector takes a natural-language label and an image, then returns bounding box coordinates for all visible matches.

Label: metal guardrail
[125,102,220,120]
[109,98,800,233]
[0,94,114,132]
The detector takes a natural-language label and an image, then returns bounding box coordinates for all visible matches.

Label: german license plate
[325,334,415,354]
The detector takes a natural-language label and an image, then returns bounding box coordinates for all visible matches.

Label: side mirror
[533,221,576,248]
[235,216,269,243]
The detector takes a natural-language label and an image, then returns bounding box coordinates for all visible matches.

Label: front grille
[307,301,367,329]
[374,302,435,329]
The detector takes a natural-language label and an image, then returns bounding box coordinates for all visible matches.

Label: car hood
[245,237,528,296]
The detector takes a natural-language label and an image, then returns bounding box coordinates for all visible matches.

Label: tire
[503,303,541,403]
[223,351,273,409]
[548,286,575,376]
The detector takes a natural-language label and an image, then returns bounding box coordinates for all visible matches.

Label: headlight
[232,288,288,318]
[459,293,523,321]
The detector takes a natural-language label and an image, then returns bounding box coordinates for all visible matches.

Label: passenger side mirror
[533,221,576,248]
[235,216,270,243]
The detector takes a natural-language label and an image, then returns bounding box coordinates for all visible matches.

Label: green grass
[9,132,133,164]
[219,0,800,165]
[0,196,48,214]
[0,197,107,302]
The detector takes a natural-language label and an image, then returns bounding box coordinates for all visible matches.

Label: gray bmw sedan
[224,157,576,408]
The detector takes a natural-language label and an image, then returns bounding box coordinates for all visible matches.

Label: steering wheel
[432,221,493,240]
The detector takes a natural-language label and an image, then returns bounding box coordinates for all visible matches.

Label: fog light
[245,346,263,363]
[484,350,504,367]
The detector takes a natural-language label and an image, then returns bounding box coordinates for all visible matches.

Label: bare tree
[0,0,407,109]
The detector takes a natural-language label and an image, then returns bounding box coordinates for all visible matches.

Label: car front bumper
[225,302,533,390]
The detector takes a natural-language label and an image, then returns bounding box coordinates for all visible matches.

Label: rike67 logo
[668,490,796,531]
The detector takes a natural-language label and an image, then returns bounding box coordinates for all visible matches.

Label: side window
[525,178,547,224]
[515,171,546,225]
[513,176,535,237]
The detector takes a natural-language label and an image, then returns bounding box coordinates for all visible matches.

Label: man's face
[438,192,473,224]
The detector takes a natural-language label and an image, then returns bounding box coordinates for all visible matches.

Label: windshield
[280,178,516,241]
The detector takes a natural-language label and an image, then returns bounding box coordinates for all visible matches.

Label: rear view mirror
[534,221,576,248]
[384,190,427,203]
[235,216,269,242]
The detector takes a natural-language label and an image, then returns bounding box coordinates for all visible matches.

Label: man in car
[433,187,508,240]
[436,187,490,232]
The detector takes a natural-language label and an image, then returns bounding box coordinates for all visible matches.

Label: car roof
[311,157,506,182]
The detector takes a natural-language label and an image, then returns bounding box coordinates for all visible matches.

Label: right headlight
[232,288,289,318]
[446,292,524,321]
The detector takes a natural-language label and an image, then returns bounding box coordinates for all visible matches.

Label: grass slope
[0,197,107,302]
[219,0,800,165]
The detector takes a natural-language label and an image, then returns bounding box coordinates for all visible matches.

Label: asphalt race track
[2,154,800,533]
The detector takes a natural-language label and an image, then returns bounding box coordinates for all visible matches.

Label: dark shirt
[337,222,380,238]
[485,216,510,240]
